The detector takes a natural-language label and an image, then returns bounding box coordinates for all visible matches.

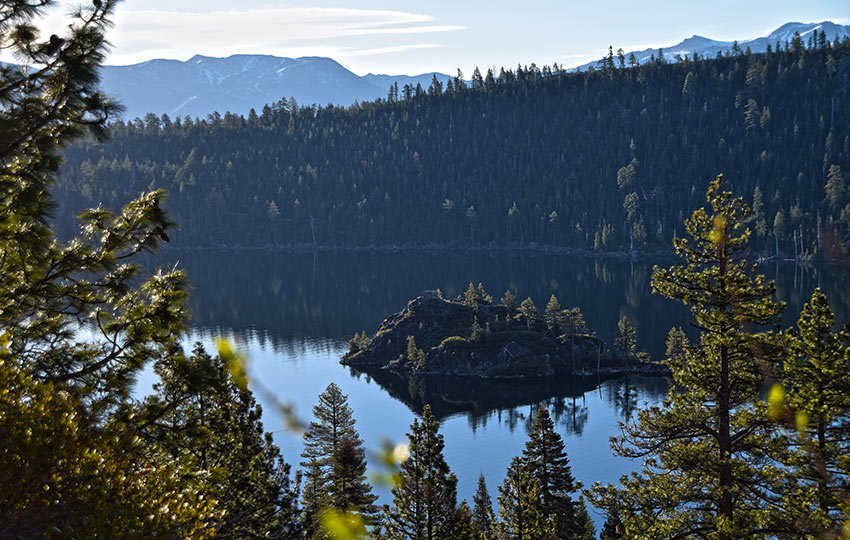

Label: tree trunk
[717,241,733,540]
[718,343,733,540]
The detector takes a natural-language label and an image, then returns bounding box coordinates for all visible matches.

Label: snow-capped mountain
[574,21,850,71]
[101,54,451,120]
[101,21,849,120]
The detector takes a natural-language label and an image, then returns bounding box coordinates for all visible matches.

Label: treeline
[58,34,850,255]
[293,382,597,540]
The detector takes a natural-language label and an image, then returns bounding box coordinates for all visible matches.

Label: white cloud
[340,44,443,57]
[103,7,464,65]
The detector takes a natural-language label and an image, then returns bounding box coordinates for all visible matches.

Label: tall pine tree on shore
[472,474,496,540]
[591,175,789,539]
[777,289,850,535]
[381,405,459,540]
[497,457,551,540]
[301,383,379,535]
[521,407,585,538]
[148,343,301,539]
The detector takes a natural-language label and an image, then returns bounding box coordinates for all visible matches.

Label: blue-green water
[137,250,850,528]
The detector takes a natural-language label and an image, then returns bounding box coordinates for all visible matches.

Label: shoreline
[157,242,847,265]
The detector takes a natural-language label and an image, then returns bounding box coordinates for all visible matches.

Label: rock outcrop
[342,291,658,379]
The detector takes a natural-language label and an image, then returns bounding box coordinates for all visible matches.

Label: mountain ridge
[573,20,850,71]
[101,54,451,120]
[100,20,850,120]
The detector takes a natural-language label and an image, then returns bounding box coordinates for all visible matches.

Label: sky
[41,0,850,75]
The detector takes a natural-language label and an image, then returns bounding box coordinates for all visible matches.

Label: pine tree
[521,407,581,539]
[464,282,493,309]
[301,383,378,532]
[573,497,596,540]
[472,473,496,540]
[454,501,478,540]
[519,298,542,330]
[563,307,590,367]
[599,508,625,540]
[303,383,359,464]
[0,1,215,535]
[407,335,427,369]
[613,315,637,362]
[592,175,787,539]
[383,405,459,540]
[564,307,588,337]
[825,164,845,212]
[665,326,688,362]
[300,458,328,539]
[497,457,551,540]
[331,437,380,521]
[502,290,518,311]
[778,288,850,535]
[150,343,301,539]
[544,294,564,334]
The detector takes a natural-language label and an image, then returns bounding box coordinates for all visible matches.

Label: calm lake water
[139,249,850,528]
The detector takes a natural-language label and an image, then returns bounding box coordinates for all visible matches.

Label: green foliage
[664,326,689,362]
[319,507,369,540]
[382,405,459,540]
[563,307,588,338]
[775,289,850,535]
[301,458,328,539]
[147,343,300,539]
[470,317,484,342]
[472,474,497,540]
[521,407,582,538]
[501,290,517,311]
[572,497,596,540]
[439,335,468,347]
[592,174,789,539]
[453,501,479,540]
[406,336,427,370]
[826,164,845,212]
[0,1,234,536]
[301,383,379,536]
[0,345,216,538]
[497,457,551,540]
[348,331,372,355]
[544,294,564,333]
[464,282,493,309]
[599,508,625,540]
[613,315,637,361]
[518,297,541,330]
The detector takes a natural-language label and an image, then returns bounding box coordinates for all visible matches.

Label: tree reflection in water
[348,367,668,435]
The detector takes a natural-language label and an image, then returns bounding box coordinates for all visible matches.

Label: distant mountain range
[574,21,850,71]
[101,55,450,120]
[101,20,850,121]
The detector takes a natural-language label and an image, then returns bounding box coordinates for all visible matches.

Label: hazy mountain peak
[680,35,717,46]
[101,20,849,119]
[575,20,849,71]
[101,54,451,119]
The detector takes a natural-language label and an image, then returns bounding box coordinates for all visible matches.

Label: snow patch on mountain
[573,20,850,72]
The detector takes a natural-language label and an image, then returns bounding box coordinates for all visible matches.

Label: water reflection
[344,366,669,434]
[148,250,850,365]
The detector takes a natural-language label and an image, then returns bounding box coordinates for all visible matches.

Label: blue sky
[64,0,850,74]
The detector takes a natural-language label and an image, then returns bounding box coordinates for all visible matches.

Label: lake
[139,249,850,528]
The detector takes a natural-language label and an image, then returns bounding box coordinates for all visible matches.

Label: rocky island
[342,284,667,379]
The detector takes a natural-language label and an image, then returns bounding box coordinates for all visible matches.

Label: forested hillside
[59,35,850,255]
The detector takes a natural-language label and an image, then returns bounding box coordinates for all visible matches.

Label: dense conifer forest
[58,35,850,255]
